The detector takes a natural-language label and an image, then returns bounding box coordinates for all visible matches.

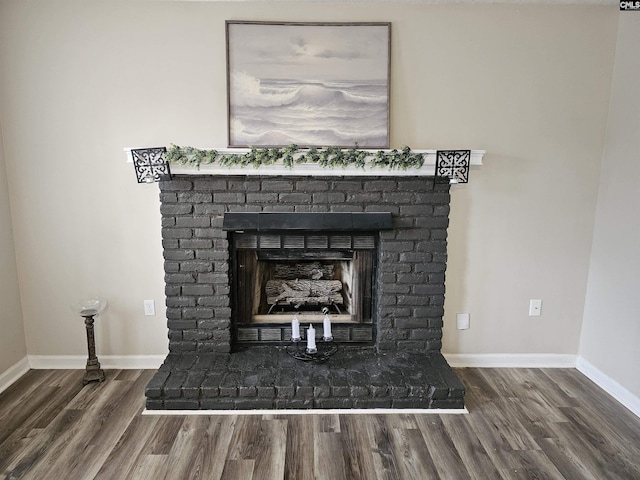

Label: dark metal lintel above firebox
[222,212,393,232]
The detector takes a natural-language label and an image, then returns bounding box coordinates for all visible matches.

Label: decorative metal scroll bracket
[436,150,471,184]
[132,147,172,183]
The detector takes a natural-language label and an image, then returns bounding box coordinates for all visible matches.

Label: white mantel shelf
[124,148,484,178]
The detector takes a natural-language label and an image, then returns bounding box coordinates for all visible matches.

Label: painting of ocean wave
[227,22,390,148]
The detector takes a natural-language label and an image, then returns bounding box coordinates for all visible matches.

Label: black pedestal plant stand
[81,312,105,384]
[72,298,106,385]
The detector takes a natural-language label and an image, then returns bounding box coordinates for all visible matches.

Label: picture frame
[226,21,391,148]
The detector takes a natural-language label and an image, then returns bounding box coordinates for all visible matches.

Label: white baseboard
[444,353,577,368]
[27,355,165,370]
[576,356,640,419]
[0,357,30,395]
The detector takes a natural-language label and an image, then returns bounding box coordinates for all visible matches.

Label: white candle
[307,324,316,351]
[291,316,301,340]
[323,314,332,339]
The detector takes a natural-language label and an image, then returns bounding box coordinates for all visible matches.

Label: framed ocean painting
[226,21,391,148]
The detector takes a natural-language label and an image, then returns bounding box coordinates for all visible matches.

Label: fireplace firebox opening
[224,213,392,348]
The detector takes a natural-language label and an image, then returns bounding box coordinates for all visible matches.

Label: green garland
[164,144,425,171]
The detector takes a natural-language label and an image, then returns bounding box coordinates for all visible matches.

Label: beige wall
[0,1,618,361]
[580,14,640,399]
[0,121,27,373]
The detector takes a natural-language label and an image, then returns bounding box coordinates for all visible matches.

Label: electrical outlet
[144,300,155,316]
[456,313,470,330]
[529,299,542,317]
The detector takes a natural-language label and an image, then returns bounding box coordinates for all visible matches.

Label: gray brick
[177,192,212,203]
[330,181,363,192]
[194,204,225,215]
[197,273,228,284]
[312,192,346,204]
[214,192,246,204]
[160,192,178,203]
[160,179,193,191]
[329,205,364,212]
[160,217,176,227]
[364,204,400,214]
[175,216,211,228]
[261,180,294,192]
[183,308,214,319]
[164,250,195,261]
[397,273,429,284]
[180,239,212,249]
[364,180,397,192]
[164,261,179,273]
[197,296,229,307]
[182,285,214,296]
[165,273,196,284]
[195,250,229,261]
[162,228,193,239]
[247,193,278,203]
[180,261,213,273]
[296,180,329,192]
[279,193,311,203]
[194,228,226,239]
[383,241,415,252]
[162,239,179,249]
[192,179,227,191]
[347,192,382,203]
[167,319,197,329]
[166,297,196,308]
[161,204,193,215]
[382,192,414,204]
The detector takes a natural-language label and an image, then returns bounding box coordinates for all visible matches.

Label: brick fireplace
[145,174,465,410]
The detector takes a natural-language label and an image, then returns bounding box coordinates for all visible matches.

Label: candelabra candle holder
[71,298,107,385]
[286,338,338,364]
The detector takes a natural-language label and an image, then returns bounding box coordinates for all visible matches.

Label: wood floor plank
[337,414,378,480]
[544,368,640,444]
[139,415,184,455]
[538,436,601,480]
[254,418,287,480]
[415,415,473,480]
[388,426,440,480]
[283,416,314,480]
[503,449,566,480]
[0,371,71,446]
[93,414,160,480]
[161,416,211,480]
[548,417,640,480]
[175,416,236,480]
[127,455,168,480]
[0,371,85,474]
[314,432,348,480]
[0,370,54,426]
[2,409,84,480]
[364,415,405,480]
[558,405,640,476]
[220,459,255,480]
[225,415,263,462]
[440,414,502,480]
[2,367,640,480]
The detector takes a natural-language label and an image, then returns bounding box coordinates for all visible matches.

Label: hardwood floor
[1,367,639,479]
